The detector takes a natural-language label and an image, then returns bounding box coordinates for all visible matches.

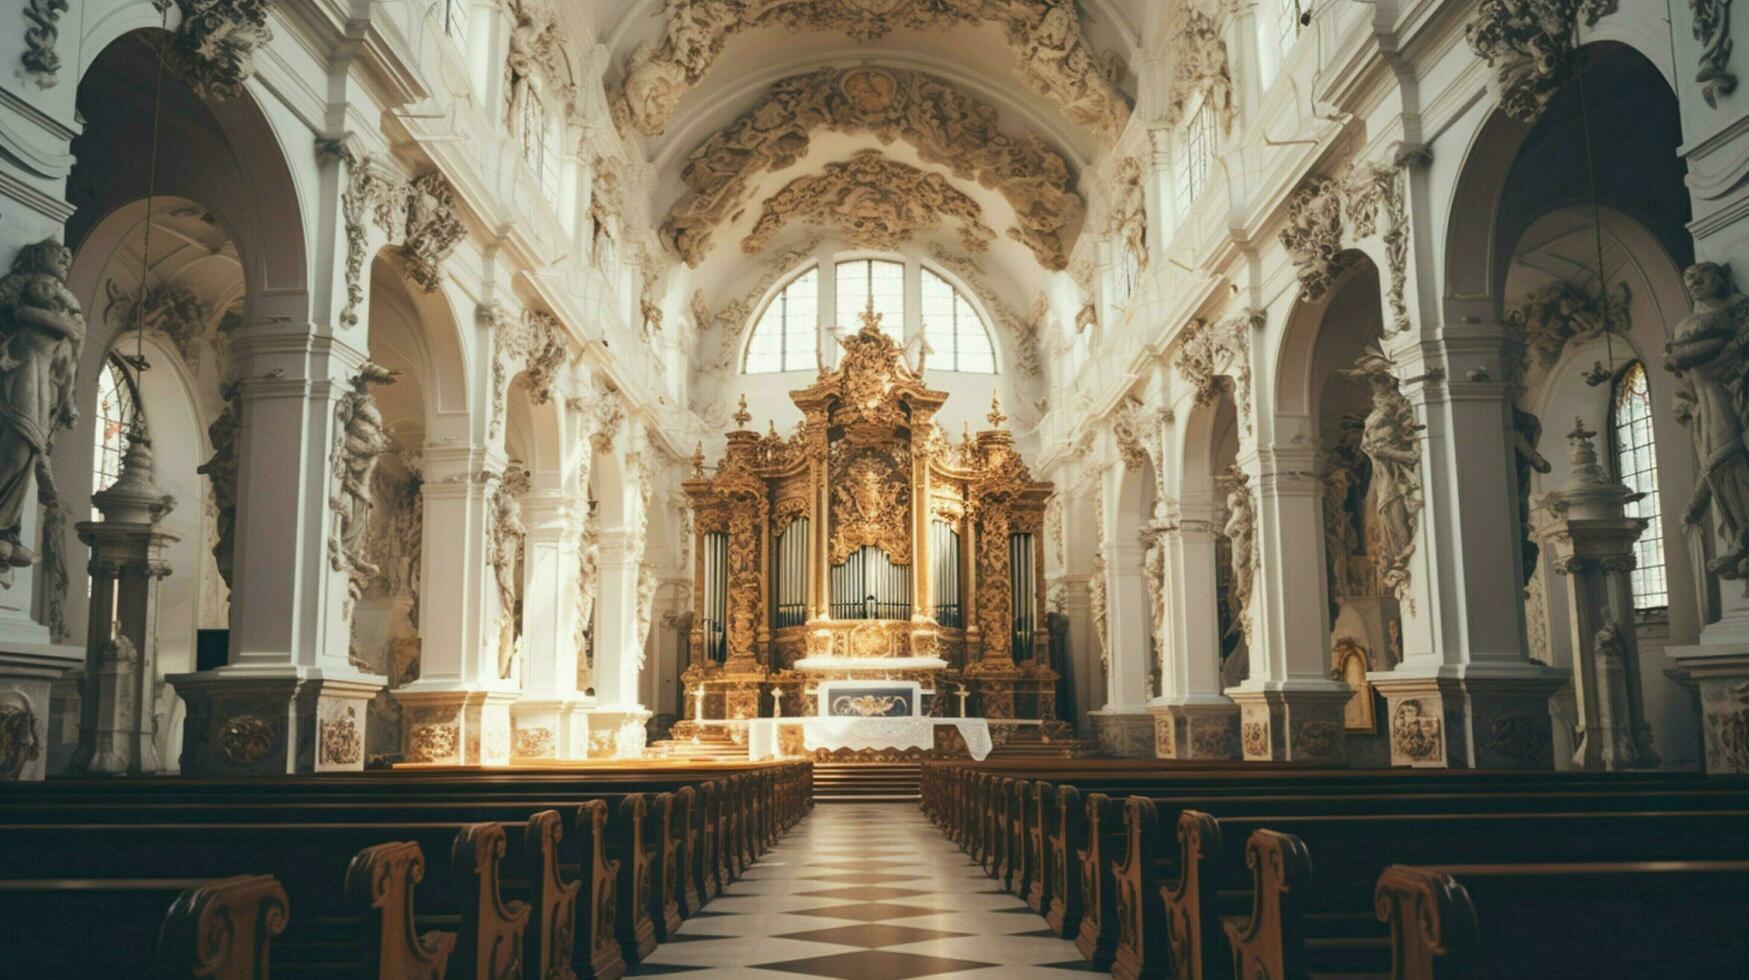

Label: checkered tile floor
[626,802,1100,978]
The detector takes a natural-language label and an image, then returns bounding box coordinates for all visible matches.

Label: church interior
[5,0,1749,976]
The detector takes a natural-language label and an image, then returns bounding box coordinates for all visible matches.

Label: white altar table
[746,717,993,761]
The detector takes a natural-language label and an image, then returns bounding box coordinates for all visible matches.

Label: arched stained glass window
[744,266,820,374]
[835,258,904,340]
[1610,361,1668,614]
[921,268,995,373]
[92,355,142,521]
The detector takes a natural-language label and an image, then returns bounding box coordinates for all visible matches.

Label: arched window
[921,268,996,373]
[1174,100,1214,216]
[1609,361,1668,614]
[835,258,904,340]
[92,355,142,519]
[745,267,819,374]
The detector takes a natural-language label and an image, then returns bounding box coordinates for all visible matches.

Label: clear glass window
[835,259,904,341]
[920,268,996,374]
[443,0,468,50]
[1276,0,1305,62]
[745,267,820,374]
[1174,101,1213,217]
[1610,362,1668,613]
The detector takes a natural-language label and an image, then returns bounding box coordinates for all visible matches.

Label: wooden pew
[345,841,461,978]
[1203,810,1749,980]
[1373,861,1749,979]
[0,874,288,979]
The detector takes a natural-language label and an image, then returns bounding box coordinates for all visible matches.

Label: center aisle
[627,802,1099,978]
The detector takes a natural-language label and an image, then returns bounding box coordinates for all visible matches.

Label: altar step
[812,763,921,803]
[987,729,1101,759]
[647,730,746,762]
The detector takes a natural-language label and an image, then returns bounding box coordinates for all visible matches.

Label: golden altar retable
[677,309,1060,752]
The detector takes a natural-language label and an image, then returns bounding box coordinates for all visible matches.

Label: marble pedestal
[1667,643,1749,774]
[584,704,653,759]
[1369,665,1566,768]
[1088,708,1154,757]
[1148,696,1240,759]
[0,641,84,780]
[1228,684,1352,763]
[510,695,591,761]
[170,665,384,773]
[393,687,518,766]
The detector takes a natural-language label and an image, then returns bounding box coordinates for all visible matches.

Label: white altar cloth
[746,717,993,761]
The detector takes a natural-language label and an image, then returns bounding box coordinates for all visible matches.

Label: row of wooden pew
[920,759,1749,978]
[0,759,811,978]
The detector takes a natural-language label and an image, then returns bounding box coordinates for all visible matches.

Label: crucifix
[691,685,707,723]
[769,687,783,719]
[956,684,971,718]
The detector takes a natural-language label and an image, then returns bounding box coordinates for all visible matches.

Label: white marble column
[1372,336,1564,768]
[392,444,515,766]
[1089,462,1155,757]
[1228,445,1350,762]
[512,491,587,760]
[1150,491,1240,758]
[586,527,651,757]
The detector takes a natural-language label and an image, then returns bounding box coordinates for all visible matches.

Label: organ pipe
[829,546,912,620]
[774,518,809,628]
[1010,533,1036,661]
[704,531,729,662]
[932,520,962,627]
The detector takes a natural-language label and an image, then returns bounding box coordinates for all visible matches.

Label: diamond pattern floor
[625,802,1100,978]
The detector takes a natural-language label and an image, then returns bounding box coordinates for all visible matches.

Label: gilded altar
[679,306,1059,736]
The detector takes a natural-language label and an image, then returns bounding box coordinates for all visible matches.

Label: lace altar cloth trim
[747,717,992,760]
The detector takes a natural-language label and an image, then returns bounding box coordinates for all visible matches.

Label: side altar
[674,308,1064,759]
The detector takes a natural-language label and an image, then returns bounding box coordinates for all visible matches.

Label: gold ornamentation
[986,393,1006,430]
[662,66,1083,269]
[512,727,556,758]
[830,452,912,565]
[1391,699,1444,762]
[318,706,361,766]
[407,722,460,763]
[742,151,995,255]
[831,694,905,717]
[733,395,751,429]
[220,714,274,766]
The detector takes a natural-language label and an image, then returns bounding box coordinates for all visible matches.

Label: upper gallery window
[921,268,996,373]
[745,267,820,374]
[1275,0,1306,62]
[442,0,468,51]
[835,259,905,342]
[1609,361,1668,615]
[92,355,142,521]
[1174,100,1214,217]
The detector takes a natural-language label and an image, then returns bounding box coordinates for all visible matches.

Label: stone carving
[1292,720,1341,759]
[1280,176,1346,301]
[1701,682,1749,772]
[318,705,361,766]
[1109,155,1149,277]
[1321,434,1369,599]
[1342,164,1411,336]
[1505,280,1632,393]
[1112,396,1168,500]
[39,488,71,641]
[589,163,622,271]
[1667,263,1749,578]
[219,714,273,765]
[488,467,529,680]
[20,0,70,86]
[924,245,1043,377]
[614,0,1130,140]
[1174,312,1256,433]
[150,0,274,102]
[742,151,996,255]
[406,722,459,763]
[635,562,658,672]
[1143,527,1167,668]
[329,362,397,605]
[1241,718,1267,758]
[1692,0,1740,107]
[330,150,401,330]
[399,173,466,293]
[1391,698,1444,763]
[830,451,912,565]
[0,692,40,780]
[1221,467,1257,648]
[105,278,210,369]
[1089,550,1109,677]
[1347,347,1423,605]
[1465,0,1620,123]
[198,380,243,591]
[0,240,84,585]
[638,246,666,337]
[663,66,1083,270]
[505,0,573,129]
[1165,7,1233,133]
[512,727,555,758]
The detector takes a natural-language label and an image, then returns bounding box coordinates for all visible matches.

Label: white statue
[1666,262,1749,578]
[488,469,528,679]
[1347,348,1422,602]
[0,240,84,579]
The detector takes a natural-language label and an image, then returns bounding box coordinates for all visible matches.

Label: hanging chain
[1577,54,1617,389]
[122,8,173,388]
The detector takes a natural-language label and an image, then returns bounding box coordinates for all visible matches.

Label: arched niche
[1178,382,1242,688]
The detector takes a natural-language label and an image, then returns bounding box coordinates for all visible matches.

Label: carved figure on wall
[1346,347,1423,605]
[505,0,570,128]
[1110,155,1149,276]
[0,692,40,780]
[0,240,84,582]
[635,563,658,672]
[1666,262,1749,578]
[104,278,209,370]
[1143,527,1166,671]
[489,467,529,680]
[199,380,242,592]
[576,514,600,690]
[1165,7,1233,132]
[831,452,912,565]
[1391,697,1444,762]
[741,151,995,255]
[1321,430,1368,599]
[20,0,71,87]
[1511,404,1553,586]
[151,0,274,102]
[1281,176,1346,301]
[1465,0,1621,124]
[329,363,397,604]
[1222,466,1257,648]
[1089,550,1109,677]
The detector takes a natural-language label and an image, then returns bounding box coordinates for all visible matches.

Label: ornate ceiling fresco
[612,0,1132,142]
[661,65,1085,270]
[741,150,995,254]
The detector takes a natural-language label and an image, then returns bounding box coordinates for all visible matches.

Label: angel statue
[1666,262,1749,578]
[1344,346,1423,603]
[330,361,397,600]
[0,240,85,580]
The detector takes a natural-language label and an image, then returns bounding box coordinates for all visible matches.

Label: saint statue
[488,472,527,679]
[1665,262,1749,578]
[1347,348,1422,601]
[0,240,84,576]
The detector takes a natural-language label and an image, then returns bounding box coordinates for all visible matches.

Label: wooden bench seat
[1373,860,1749,979]
[0,874,287,979]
